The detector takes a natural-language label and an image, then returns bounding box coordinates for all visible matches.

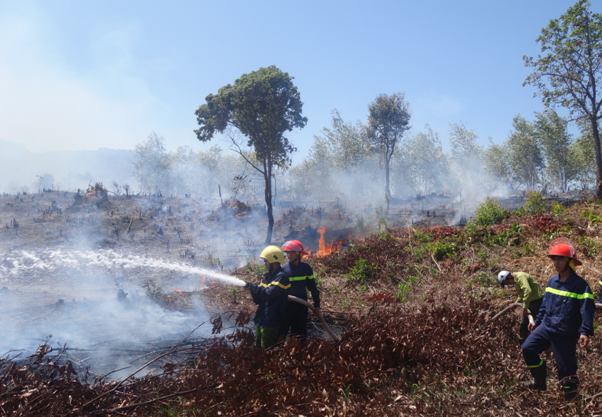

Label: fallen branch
[431,254,442,273]
[86,388,197,415]
[126,216,134,234]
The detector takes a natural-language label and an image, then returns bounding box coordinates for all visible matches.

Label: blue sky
[0,0,597,163]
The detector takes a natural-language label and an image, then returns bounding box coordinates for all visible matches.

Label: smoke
[0,248,247,379]
[0,140,134,193]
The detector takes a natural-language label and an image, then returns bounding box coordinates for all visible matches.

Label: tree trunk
[264,164,274,245]
[590,116,602,199]
[384,155,391,198]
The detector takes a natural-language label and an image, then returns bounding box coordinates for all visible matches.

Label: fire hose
[288,295,339,341]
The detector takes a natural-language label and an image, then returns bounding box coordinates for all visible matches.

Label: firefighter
[281,240,321,338]
[497,270,544,345]
[520,240,595,402]
[244,246,291,348]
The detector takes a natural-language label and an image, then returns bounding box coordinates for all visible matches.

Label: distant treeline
[131,109,596,202]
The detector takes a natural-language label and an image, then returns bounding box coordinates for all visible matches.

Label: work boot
[563,386,578,402]
[520,361,547,391]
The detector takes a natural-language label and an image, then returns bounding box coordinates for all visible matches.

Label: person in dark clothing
[281,240,320,337]
[520,239,594,402]
[244,245,291,348]
[497,270,544,345]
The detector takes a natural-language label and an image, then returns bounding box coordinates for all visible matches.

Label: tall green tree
[483,138,514,188]
[313,110,371,170]
[367,93,411,198]
[131,132,171,194]
[194,65,306,243]
[571,119,598,188]
[524,0,602,197]
[448,122,484,190]
[403,125,448,195]
[507,115,544,189]
[533,110,575,191]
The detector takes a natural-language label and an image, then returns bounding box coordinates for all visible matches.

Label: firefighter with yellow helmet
[244,245,291,348]
[520,238,594,402]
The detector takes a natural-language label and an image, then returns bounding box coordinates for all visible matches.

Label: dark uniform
[282,262,320,336]
[522,271,595,395]
[248,266,291,347]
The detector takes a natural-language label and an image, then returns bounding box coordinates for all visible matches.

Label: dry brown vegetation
[4,195,602,415]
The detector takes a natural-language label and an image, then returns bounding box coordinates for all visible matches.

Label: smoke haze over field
[0,140,134,193]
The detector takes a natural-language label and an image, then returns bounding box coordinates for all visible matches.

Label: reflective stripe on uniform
[289,275,314,282]
[545,287,594,300]
[599,280,602,287]
[527,359,544,368]
[260,281,291,289]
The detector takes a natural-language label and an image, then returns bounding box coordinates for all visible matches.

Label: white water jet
[0,249,247,287]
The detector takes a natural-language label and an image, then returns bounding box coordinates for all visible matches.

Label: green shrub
[580,209,602,225]
[246,262,266,279]
[551,201,565,215]
[524,191,548,215]
[414,230,432,243]
[579,236,602,257]
[346,258,375,284]
[426,239,459,261]
[474,197,509,226]
[396,276,418,302]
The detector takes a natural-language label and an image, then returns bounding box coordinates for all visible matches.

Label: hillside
[2,191,602,415]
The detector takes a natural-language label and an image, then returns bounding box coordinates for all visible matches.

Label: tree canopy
[194,65,306,243]
[523,0,602,197]
[367,93,411,198]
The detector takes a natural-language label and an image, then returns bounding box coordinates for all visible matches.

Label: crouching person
[520,241,594,402]
[497,270,544,346]
[244,246,291,348]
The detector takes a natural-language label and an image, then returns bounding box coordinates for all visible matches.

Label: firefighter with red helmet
[520,238,595,402]
[281,240,321,337]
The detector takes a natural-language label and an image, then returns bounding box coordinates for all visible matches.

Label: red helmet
[281,240,307,255]
[548,243,582,266]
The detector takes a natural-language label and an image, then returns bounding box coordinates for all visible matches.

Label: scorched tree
[194,65,307,244]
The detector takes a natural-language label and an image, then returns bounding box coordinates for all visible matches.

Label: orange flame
[316,227,347,256]
[172,287,182,293]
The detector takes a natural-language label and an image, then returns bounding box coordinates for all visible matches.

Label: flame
[316,227,347,256]
[172,287,182,293]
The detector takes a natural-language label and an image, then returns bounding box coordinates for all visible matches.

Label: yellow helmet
[260,245,286,264]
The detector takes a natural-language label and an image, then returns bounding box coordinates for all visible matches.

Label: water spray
[0,249,247,287]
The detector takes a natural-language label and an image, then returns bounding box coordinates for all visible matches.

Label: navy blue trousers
[522,324,580,389]
[282,303,309,336]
